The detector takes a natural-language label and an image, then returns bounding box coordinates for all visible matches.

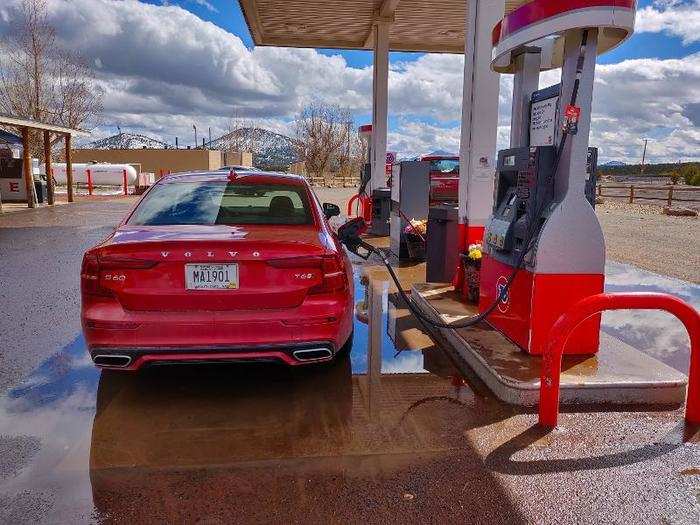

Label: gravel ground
[596,200,699,283]
[312,187,699,283]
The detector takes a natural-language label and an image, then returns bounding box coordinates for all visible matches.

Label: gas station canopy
[238,0,502,54]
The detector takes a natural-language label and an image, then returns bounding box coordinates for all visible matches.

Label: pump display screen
[504,155,516,167]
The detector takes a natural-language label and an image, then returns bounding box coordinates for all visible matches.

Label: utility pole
[640,138,648,174]
[208,127,212,145]
[193,125,198,148]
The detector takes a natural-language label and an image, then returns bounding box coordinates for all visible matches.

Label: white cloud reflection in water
[603,261,699,374]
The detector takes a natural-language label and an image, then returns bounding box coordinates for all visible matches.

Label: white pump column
[370,19,390,192]
[458,0,504,248]
[510,48,541,148]
[536,28,605,275]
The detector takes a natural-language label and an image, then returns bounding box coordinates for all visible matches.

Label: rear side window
[128,181,313,226]
[429,159,459,174]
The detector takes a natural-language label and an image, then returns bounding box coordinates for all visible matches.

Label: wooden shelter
[0,114,86,211]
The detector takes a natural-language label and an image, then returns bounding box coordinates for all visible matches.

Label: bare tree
[294,102,352,184]
[0,0,103,155]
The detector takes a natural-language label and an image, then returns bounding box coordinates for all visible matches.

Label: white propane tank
[45,163,138,186]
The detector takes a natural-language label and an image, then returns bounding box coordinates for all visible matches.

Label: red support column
[86,168,93,196]
[123,169,128,195]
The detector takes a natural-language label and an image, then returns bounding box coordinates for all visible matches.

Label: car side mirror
[322,202,340,219]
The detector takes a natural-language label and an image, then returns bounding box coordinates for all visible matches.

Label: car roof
[159,170,308,186]
[218,165,256,171]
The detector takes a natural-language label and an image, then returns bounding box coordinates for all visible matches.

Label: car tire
[336,330,354,357]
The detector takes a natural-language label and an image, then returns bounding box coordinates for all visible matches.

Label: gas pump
[479,28,606,356]
[347,124,393,236]
[339,1,636,358]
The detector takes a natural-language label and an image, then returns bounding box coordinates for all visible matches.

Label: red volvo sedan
[81,171,354,370]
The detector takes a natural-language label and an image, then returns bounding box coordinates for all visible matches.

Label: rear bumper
[82,294,353,370]
[89,341,337,370]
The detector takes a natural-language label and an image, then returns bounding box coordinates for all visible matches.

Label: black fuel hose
[347,29,590,332]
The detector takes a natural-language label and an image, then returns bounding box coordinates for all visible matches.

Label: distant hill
[205,127,297,170]
[81,132,171,150]
[426,149,458,157]
[601,160,627,167]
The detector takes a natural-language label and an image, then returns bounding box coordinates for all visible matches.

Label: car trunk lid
[96,225,336,311]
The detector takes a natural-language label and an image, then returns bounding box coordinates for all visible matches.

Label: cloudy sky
[0,0,698,163]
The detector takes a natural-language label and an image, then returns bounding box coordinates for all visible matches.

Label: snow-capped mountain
[601,160,627,167]
[205,127,297,170]
[81,132,171,150]
[78,128,297,170]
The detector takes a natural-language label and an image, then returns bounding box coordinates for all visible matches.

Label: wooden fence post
[629,185,634,204]
[667,186,673,207]
[65,134,74,203]
[43,130,54,205]
[22,127,37,208]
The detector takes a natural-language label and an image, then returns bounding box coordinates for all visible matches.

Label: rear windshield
[128,181,313,226]
[429,159,459,174]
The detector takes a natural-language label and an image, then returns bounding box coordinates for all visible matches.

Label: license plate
[185,264,238,290]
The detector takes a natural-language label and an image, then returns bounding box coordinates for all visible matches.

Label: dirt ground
[314,187,699,284]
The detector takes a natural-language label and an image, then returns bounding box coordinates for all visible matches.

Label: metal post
[629,185,634,204]
[86,168,93,196]
[43,130,54,205]
[510,48,541,148]
[370,20,389,192]
[554,29,598,201]
[65,134,74,203]
[458,0,504,249]
[21,127,36,208]
[123,169,128,196]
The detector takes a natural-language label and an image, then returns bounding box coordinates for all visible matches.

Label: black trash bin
[426,204,459,283]
[370,187,391,236]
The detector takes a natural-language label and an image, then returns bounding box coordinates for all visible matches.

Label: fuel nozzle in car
[337,217,375,260]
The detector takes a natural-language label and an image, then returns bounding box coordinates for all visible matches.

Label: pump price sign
[530,95,559,146]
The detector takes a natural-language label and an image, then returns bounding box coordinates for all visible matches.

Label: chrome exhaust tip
[93,354,132,368]
[292,347,333,362]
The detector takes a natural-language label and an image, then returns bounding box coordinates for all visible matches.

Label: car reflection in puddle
[0,270,495,522]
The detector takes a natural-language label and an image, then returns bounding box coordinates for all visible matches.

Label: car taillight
[81,253,157,297]
[81,252,112,297]
[99,256,158,270]
[310,255,347,294]
[267,255,347,294]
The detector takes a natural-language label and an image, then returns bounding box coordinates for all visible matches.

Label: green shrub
[680,164,700,186]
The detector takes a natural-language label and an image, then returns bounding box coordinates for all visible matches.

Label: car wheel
[336,330,354,357]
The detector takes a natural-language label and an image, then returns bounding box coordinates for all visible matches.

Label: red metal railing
[347,193,372,223]
[539,292,700,428]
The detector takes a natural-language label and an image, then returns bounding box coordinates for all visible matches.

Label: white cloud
[635,0,700,44]
[0,0,697,163]
[191,0,218,13]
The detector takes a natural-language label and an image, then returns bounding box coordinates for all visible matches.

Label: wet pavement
[0,201,699,523]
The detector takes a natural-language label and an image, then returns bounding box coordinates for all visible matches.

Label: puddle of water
[1,258,694,521]
[603,261,699,373]
[0,265,485,522]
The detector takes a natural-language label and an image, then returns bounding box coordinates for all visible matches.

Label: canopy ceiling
[238,0,492,54]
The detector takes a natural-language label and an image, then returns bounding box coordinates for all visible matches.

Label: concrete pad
[411,282,688,406]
